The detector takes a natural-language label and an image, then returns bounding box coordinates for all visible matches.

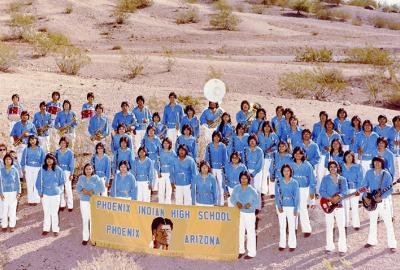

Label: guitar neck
[378,181,399,196]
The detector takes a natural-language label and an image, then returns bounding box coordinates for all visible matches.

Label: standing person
[205,131,228,206]
[342,151,362,230]
[158,138,176,204]
[320,160,348,256]
[10,111,37,163]
[131,147,154,202]
[275,164,299,252]
[362,157,397,253]
[301,129,321,173]
[54,100,78,149]
[374,115,392,139]
[270,142,293,187]
[258,121,279,196]
[230,171,260,259]
[388,115,400,179]
[36,154,66,236]
[112,137,134,174]
[162,92,184,149]
[55,137,75,212]
[280,108,294,144]
[355,120,379,175]
[112,102,136,144]
[142,126,161,191]
[171,145,197,205]
[7,94,24,144]
[228,123,249,160]
[181,105,200,140]
[76,163,104,245]
[150,112,168,141]
[333,108,352,152]
[0,145,8,218]
[34,101,53,153]
[0,154,21,232]
[176,125,197,160]
[373,137,395,177]
[80,92,96,130]
[224,152,247,207]
[325,139,345,170]
[217,112,234,145]
[200,101,224,145]
[133,96,152,154]
[110,124,133,155]
[286,116,303,152]
[248,108,266,136]
[88,104,110,146]
[91,142,111,197]
[235,100,251,128]
[191,161,219,206]
[271,106,285,139]
[46,91,62,149]
[110,160,137,200]
[349,115,362,160]
[21,135,45,206]
[312,111,328,142]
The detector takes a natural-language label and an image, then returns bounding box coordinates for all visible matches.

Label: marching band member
[301,129,321,170]
[320,160,348,256]
[271,105,285,139]
[8,150,22,180]
[205,131,228,206]
[91,142,111,196]
[10,111,37,163]
[312,111,328,142]
[34,101,52,153]
[290,147,316,237]
[275,164,299,252]
[191,161,219,206]
[111,101,136,148]
[200,101,223,145]
[286,116,303,151]
[158,138,176,204]
[325,139,345,170]
[111,124,133,155]
[21,135,45,205]
[46,91,62,149]
[373,115,392,139]
[280,108,294,144]
[133,96,152,153]
[110,160,137,200]
[151,112,168,141]
[55,137,75,211]
[342,151,362,230]
[355,120,379,175]
[142,125,161,191]
[388,115,400,179]
[334,108,352,152]
[171,145,197,205]
[236,100,251,128]
[181,105,200,140]
[224,152,247,207]
[362,157,397,252]
[76,163,104,245]
[248,108,266,135]
[176,125,197,160]
[228,123,249,159]
[1,154,21,232]
[54,100,78,149]
[349,115,362,160]
[80,92,96,133]
[36,153,66,236]
[230,171,260,259]
[112,137,134,174]
[270,141,292,185]
[162,92,183,149]
[7,94,24,144]
[88,104,110,146]
[131,147,154,202]
[0,142,7,226]
[258,121,279,196]
[216,112,234,145]
[0,144,7,166]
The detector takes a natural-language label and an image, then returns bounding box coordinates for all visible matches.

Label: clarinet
[208,144,212,169]
[222,163,229,198]
[244,147,248,168]
[157,145,161,176]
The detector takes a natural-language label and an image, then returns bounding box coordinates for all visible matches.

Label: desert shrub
[288,0,311,15]
[0,42,18,72]
[295,47,333,62]
[186,0,197,3]
[147,95,164,113]
[351,15,363,25]
[251,4,265,14]
[121,52,149,78]
[279,66,347,100]
[9,12,36,40]
[370,16,386,28]
[31,32,70,57]
[344,46,393,66]
[73,251,142,270]
[347,0,377,8]
[54,46,91,75]
[116,0,153,13]
[113,10,128,24]
[382,4,399,13]
[65,4,73,14]
[176,8,200,24]
[315,8,331,20]
[330,9,351,21]
[386,20,400,30]
[178,95,202,112]
[163,47,176,72]
[8,2,24,13]
[112,45,122,50]
[209,2,239,31]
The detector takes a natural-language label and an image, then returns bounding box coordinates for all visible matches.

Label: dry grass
[163,47,176,72]
[343,46,393,66]
[31,32,71,57]
[147,95,164,113]
[0,41,18,72]
[369,17,400,30]
[73,251,142,270]
[295,47,333,62]
[9,12,36,40]
[251,4,265,14]
[120,52,149,78]
[65,3,73,14]
[178,95,203,113]
[209,1,239,31]
[113,10,128,24]
[351,15,363,26]
[347,0,377,8]
[116,0,153,13]
[176,8,200,24]
[206,65,223,81]
[54,45,91,75]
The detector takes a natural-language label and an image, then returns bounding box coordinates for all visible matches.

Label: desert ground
[1,0,400,269]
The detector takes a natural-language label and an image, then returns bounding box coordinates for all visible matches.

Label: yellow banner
[90,196,240,261]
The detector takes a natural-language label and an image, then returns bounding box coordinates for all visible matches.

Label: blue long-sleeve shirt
[354,131,379,161]
[176,135,197,160]
[271,115,286,139]
[317,131,342,154]
[81,102,96,119]
[150,122,168,140]
[270,152,293,180]
[275,177,300,212]
[387,127,400,157]
[21,146,45,170]
[224,162,247,190]
[111,134,133,154]
[159,149,177,174]
[324,152,345,169]
[133,106,152,131]
[131,157,154,184]
[350,128,361,153]
[334,118,353,145]
[236,110,250,127]
[248,119,265,135]
[110,172,137,200]
[200,108,223,126]
[312,121,325,141]
[319,174,348,199]
[302,141,321,167]
[181,116,200,139]
[205,143,228,170]
[33,111,53,137]
[243,146,263,177]
[191,174,219,205]
[91,154,112,185]
[371,149,395,177]
[54,110,78,131]
[111,111,136,131]
[112,148,135,173]
[217,123,235,144]
[10,121,37,144]
[290,160,316,195]
[362,169,393,199]
[171,156,197,186]
[35,166,66,196]
[142,136,162,171]
[88,114,110,137]
[258,132,279,159]
[55,148,74,173]
[230,185,260,213]
[373,124,392,139]
[76,175,104,201]
[287,127,303,149]
[280,120,291,142]
[0,166,21,193]
[342,163,363,190]
[227,134,249,159]
[162,103,183,129]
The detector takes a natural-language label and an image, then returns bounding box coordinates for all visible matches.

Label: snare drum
[81,109,95,119]
[8,106,22,121]
[47,105,61,115]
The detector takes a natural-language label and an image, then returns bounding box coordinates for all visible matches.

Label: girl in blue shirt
[311,111,328,142]
[142,125,162,191]
[112,137,134,174]
[131,147,153,202]
[334,108,353,151]
[224,152,247,206]
[349,115,362,157]
[325,139,345,170]
[181,105,200,139]
[110,124,133,155]
[228,123,249,160]
[110,160,137,200]
[217,112,235,145]
[301,129,321,168]
[151,112,168,141]
[91,142,111,196]
[270,141,292,184]
[235,100,251,128]
[191,161,219,206]
[88,104,110,146]
[158,138,176,204]
[176,124,197,160]
[373,115,392,139]
[271,105,285,139]
[54,100,78,149]
[280,108,294,143]
[248,108,266,136]
[287,116,303,152]
[355,120,379,175]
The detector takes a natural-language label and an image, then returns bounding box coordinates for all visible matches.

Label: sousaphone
[204,79,226,104]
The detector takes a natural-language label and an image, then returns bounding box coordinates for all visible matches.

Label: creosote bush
[176,8,200,24]
[54,46,91,75]
[209,1,239,31]
[116,0,153,13]
[121,52,149,78]
[295,47,333,62]
[344,46,393,66]
[288,0,311,15]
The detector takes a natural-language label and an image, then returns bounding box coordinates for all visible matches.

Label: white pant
[344,188,360,228]
[16,144,27,166]
[25,166,41,204]
[60,171,73,209]
[239,212,257,257]
[38,136,50,153]
[134,130,146,153]
[278,207,296,248]
[325,207,347,253]
[249,169,262,210]
[360,160,372,178]
[298,187,312,233]
[9,121,17,144]
[228,187,234,207]
[158,173,172,204]
[2,192,17,228]
[99,177,108,197]
[42,195,61,232]
[137,181,151,202]
[166,128,179,150]
[202,125,216,146]
[316,155,326,194]
[152,167,158,192]
[262,159,274,195]
[211,169,224,206]
[395,156,400,189]
[367,198,397,248]
[80,200,91,241]
[175,185,191,205]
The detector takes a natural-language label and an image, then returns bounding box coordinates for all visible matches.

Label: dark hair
[137,146,147,156]
[377,137,388,148]
[230,151,242,163]
[51,91,60,99]
[280,163,293,178]
[3,153,14,166]
[256,108,266,120]
[371,156,385,169]
[117,123,127,132]
[169,92,177,99]
[217,112,231,135]
[378,114,387,122]
[351,115,362,129]
[248,134,258,145]
[119,160,130,170]
[63,100,72,110]
[392,115,400,125]
[235,123,246,134]
[59,136,70,147]
[136,95,145,103]
[181,124,192,135]
[336,108,347,118]
[289,115,298,125]
[302,129,311,138]
[177,144,188,156]
[21,111,29,118]
[212,131,222,142]
[292,147,306,162]
[261,121,273,134]
[278,141,288,152]
[199,160,212,174]
[239,171,251,184]
[0,144,7,151]
[39,101,46,107]
[11,94,19,101]
[284,108,293,117]
[146,125,156,135]
[95,142,105,153]
[87,92,94,99]
[43,153,57,170]
[319,111,328,118]
[27,135,39,148]
[362,120,373,131]
[276,105,284,113]
[184,105,195,115]
[121,101,129,108]
[330,139,343,157]
[324,119,334,130]
[327,160,341,174]
[162,138,172,150]
[95,103,104,111]
[119,136,129,147]
[343,150,355,164]
[240,100,250,110]
[208,101,219,109]
[83,163,94,176]
[151,217,173,233]
[152,112,161,122]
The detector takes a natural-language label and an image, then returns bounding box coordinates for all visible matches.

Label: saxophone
[59,116,77,136]
[245,103,261,129]
[93,119,107,141]
[208,108,223,129]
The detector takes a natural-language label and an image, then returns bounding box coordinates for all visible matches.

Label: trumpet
[245,103,261,126]
[59,116,77,136]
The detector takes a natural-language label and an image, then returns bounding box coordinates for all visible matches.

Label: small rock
[343,100,352,106]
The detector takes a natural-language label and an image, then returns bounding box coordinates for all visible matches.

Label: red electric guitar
[320,186,368,214]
